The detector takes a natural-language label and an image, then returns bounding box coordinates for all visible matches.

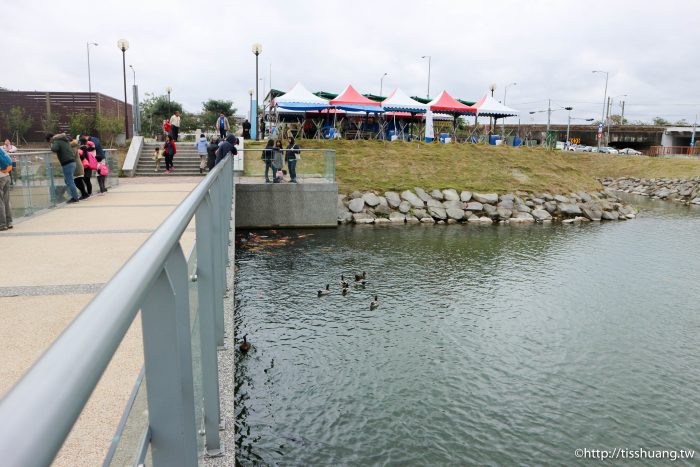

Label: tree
[5,106,33,143]
[95,114,124,147]
[139,94,184,137]
[652,117,670,126]
[202,99,237,131]
[608,114,628,125]
[41,112,60,135]
[674,119,689,126]
[179,111,203,133]
[69,112,96,137]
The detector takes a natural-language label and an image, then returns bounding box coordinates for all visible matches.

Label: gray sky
[5,0,700,125]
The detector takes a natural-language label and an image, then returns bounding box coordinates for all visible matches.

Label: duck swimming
[240,334,251,353]
[354,271,367,282]
[370,295,379,311]
[339,275,349,288]
[342,286,349,296]
[318,284,330,297]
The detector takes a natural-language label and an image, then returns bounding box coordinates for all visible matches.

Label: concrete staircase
[134,141,206,176]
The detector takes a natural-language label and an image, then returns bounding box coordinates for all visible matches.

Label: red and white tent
[330,85,384,112]
[427,91,476,114]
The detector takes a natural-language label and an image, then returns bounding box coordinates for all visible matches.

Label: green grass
[243,140,700,194]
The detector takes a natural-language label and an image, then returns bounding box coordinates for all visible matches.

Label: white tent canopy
[472,94,519,117]
[381,88,428,113]
[274,82,330,111]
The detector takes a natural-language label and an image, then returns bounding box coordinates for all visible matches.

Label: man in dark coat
[216,134,238,166]
[242,120,251,139]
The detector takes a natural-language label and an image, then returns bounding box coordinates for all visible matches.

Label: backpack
[80,148,97,170]
[97,162,109,177]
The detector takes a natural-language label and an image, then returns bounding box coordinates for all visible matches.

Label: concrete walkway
[0,177,199,467]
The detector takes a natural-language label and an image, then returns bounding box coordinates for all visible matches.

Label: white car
[599,147,619,154]
[619,148,642,155]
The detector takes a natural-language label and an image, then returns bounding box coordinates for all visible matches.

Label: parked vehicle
[599,147,619,154]
[619,148,642,155]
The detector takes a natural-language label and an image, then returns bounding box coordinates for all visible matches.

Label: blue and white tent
[381,88,427,113]
[273,82,330,111]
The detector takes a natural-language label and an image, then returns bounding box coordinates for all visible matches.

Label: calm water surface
[234,197,700,465]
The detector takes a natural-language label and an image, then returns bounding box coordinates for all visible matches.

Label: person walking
[162,119,171,139]
[272,140,284,183]
[216,112,230,139]
[285,136,300,183]
[163,135,176,173]
[3,139,17,185]
[206,136,219,171]
[0,147,13,230]
[195,133,208,174]
[96,158,109,194]
[242,119,251,139]
[152,147,163,172]
[48,133,80,203]
[260,118,266,139]
[170,111,181,141]
[216,134,238,166]
[261,139,275,183]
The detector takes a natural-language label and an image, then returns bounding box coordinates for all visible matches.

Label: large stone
[578,192,592,203]
[350,191,363,199]
[544,201,557,213]
[414,187,431,202]
[374,204,392,216]
[558,203,582,216]
[446,208,465,220]
[516,204,532,213]
[554,194,570,203]
[511,212,535,223]
[389,212,406,223]
[413,208,428,218]
[420,216,435,223]
[478,216,493,224]
[581,205,603,221]
[378,196,388,208]
[352,212,375,224]
[467,214,481,223]
[348,198,365,213]
[472,193,499,204]
[691,197,700,205]
[362,192,381,207]
[401,190,424,209]
[443,189,460,201]
[426,198,443,208]
[497,198,514,209]
[601,210,619,220]
[338,210,353,224]
[500,193,515,201]
[483,204,498,218]
[374,217,391,224]
[398,201,411,213]
[430,189,444,200]
[496,207,513,220]
[384,191,401,208]
[442,200,463,210]
[465,201,483,211]
[406,214,420,223]
[428,206,447,219]
[460,191,473,202]
[654,188,672,199]
[531,209,552,221]
[531,197,545,205]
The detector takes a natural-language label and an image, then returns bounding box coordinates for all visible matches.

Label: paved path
[0,177,198,467]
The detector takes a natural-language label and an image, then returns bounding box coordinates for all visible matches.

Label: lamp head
[252,43,263,55]
[117,39,129,51]
[489,83,497,92]
[248,89,254,96]
[165,86,172,94]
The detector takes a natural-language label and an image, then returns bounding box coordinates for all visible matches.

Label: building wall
[0,90,132,141]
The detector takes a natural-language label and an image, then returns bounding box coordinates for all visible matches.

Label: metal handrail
[0,155,234,466]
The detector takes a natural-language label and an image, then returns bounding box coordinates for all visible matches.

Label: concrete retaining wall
[235,183,338,229]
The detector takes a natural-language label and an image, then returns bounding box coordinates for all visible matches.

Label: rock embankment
[338,188,638,225]
[602,177,700,205]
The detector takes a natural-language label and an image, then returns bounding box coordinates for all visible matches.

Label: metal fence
[237,148,336,183]
[0,155,234,466]
[8,149,120,219]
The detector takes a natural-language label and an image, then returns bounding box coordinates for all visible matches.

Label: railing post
[141,244,198,467]
[195,194,224,456]
[209,182,226,347]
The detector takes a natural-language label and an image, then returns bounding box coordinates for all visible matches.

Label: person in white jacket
[169,111,181,141]
[194,134,208,174]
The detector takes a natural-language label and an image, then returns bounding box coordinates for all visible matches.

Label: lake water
[233,196,700,465]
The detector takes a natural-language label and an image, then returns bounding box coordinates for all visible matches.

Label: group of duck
[317,271,380,311]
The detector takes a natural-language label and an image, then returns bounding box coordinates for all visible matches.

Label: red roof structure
[427,91,476,114]
[330,85,383,112]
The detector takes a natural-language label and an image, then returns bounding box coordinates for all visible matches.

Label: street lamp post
[166,86,172,115]
[502,82,517,138]
[248,89,253,122]
[117,39,130,139]
[380,72,388,97]
[593,70,609,149]
[86,42,98,95]
[252,43,262,140]
[421,56,431,99]
[565,106,573,146]
[489,84,496,134]
[129,65,139,136]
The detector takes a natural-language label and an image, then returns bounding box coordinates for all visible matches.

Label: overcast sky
[4,0,700,125]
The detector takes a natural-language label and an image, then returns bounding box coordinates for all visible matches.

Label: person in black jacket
[261,139,274,183]
[216,134,238,166]
[206,136,219,171]
[285,137,300,183]
[242,120,251,140]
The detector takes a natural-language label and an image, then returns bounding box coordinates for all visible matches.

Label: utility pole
[546,98,551,148]
[691,114,697,149]
[620,100,626,125]
[565,106,573,147]
[606,96,612,145]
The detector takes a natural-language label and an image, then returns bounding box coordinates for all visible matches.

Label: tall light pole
[421,55,431,99]
[252,43,262,140]
[502,82,517,137]
[86,42,98,95]
[165,86,172,116]
[380,72,388,97]
[565,106,573,146]
[129,65,139,136]
[248,89,253,122]
[489,84,496,134]
[117,39,130,139]
[593,70,609,149]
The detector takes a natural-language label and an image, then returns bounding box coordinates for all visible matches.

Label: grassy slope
[244,140,700,194]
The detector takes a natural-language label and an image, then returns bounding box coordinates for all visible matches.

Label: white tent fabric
[472,94,519,117]
[425,110,434,139]
[381,88,428,113]
[274,82,329,110]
